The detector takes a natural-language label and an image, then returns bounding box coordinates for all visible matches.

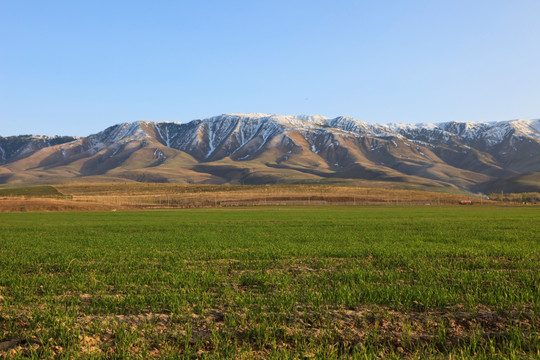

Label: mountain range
[1,114,539,193]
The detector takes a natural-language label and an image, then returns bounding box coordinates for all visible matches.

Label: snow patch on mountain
[510,119,540,139]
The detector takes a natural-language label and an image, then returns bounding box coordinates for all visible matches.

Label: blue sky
[1,0,539,136]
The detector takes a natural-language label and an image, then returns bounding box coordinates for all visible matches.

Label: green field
[0,207,538,359]
[0,186,68,199]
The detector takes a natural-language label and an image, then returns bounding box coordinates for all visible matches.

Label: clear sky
[1,0,539,136]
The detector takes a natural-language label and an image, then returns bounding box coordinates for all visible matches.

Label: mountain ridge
[1,114,539,192]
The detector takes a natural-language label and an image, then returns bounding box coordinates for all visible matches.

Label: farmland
[0,183,495,213]
[0,206,538,359]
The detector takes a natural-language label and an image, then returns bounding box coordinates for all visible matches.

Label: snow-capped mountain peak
[1,113,539,191]
[509,119,540,139]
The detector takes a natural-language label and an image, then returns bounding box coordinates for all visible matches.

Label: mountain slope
[0,135,76,165]
[1,114,539,191]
